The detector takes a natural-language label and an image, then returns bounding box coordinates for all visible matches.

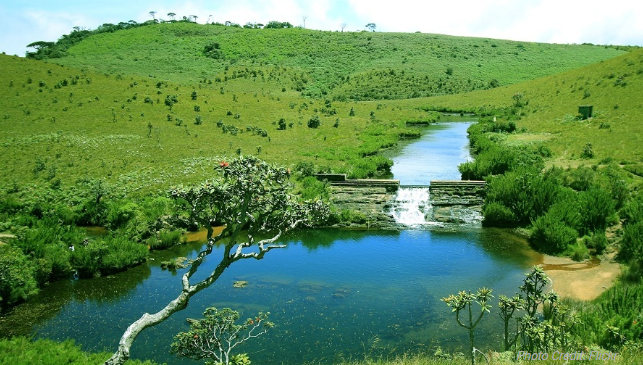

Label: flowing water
[389,121,476,226]
[0,121,545,364]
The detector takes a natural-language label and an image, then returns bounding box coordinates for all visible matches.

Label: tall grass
[0,337,160,365]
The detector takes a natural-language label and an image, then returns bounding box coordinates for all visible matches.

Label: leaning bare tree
[105,155,329,365]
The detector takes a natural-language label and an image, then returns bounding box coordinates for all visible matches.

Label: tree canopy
[105,156,329,365]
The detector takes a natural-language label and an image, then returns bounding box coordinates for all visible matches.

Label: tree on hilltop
[104,155,330,365]
[366,23,376,32]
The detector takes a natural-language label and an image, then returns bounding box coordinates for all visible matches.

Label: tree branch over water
[105,156,329,365]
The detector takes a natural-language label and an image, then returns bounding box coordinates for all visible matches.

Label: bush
[307,115,320,128]
[621,194,643,226]
[299,176,328,200]
[71,234,148,278]
[585,231,608,254]
[530,212,579,254]
[0,245,39,307]
[105,201,139,229]
[149,229,183,250]
[482,202,517,227]
[568,241,590,261]
[579,187,615,235]
[619,222,643,264]
[484,169,561,226]
[294,161,316,177]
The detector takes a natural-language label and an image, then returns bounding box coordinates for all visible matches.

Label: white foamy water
[390,187,431,225]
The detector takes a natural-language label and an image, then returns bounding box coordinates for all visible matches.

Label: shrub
[621,194,643,226]
[619,222,643,264]
[294,161,315,177]
[585,231,608,254]
[581,142,595,158]
[484,169,561,226]
[71,234,148,278]
[0,245,39,307]
[568,241,590,261]
[149,229,183,250]
[299,176,328,200]
[482,202,517,227]
[579,187,615,235]
[530,212,579,254]
[307,115,320,128]
[105,201,139,230]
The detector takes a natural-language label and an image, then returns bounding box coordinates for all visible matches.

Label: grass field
[0,22,636,196]
[412,49,643,174]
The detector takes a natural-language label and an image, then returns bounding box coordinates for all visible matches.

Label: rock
[233,280,248,288]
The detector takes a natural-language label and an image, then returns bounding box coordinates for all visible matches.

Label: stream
[0,121,545,364]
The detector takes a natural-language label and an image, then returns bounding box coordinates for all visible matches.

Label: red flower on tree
[219,161,230,168]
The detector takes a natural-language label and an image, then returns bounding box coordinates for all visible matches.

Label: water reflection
[0,224,541,365]
[0,262,151,338]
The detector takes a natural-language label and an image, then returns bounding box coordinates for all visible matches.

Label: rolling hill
[0,21,638,195]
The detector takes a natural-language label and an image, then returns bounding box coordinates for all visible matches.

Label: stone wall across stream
[318,175,486,228]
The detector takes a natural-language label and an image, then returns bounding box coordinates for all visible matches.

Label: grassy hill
[413,48,643,177]
[0,22,631,196]
[49,22,625,100]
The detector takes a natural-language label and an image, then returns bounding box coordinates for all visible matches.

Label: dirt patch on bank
[540,253,621,301]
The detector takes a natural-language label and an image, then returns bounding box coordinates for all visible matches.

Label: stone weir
[316,174,400,229]
[428,180,486,223]
[317,174,487,227]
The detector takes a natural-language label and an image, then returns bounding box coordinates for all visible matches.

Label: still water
[0,122,543,364]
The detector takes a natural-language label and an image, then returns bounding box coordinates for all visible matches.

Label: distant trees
[149,11,157,21]
[365,23,376,32]
[167,12,176,21]
[341,23,347,32]
[203,42,224,59]
[264,21,293,29]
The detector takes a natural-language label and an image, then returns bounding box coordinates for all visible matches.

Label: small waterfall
[391,187,431,225]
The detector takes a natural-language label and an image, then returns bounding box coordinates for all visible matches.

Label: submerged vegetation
[1,13,643,365]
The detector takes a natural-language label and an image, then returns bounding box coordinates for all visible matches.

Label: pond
[0,121,544,364]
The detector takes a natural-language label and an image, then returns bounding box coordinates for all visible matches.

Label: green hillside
[415,49,643,173]
[1,54,451,195]
[48,22,625,100]
[0,22,631,195]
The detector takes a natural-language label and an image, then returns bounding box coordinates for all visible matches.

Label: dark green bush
[530,212,579,254]
[0,245,39,307]
[482,202,517,227]
[579,187,615,235]
[484,169,561,226]
[585,231,608,254]
[619,222,643,264]
[294,161,316,177]
[568,241,590,261]
[100,235,148,273]
[307,115,320,128]
[105,201,139,229]
[621,193,643,226]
